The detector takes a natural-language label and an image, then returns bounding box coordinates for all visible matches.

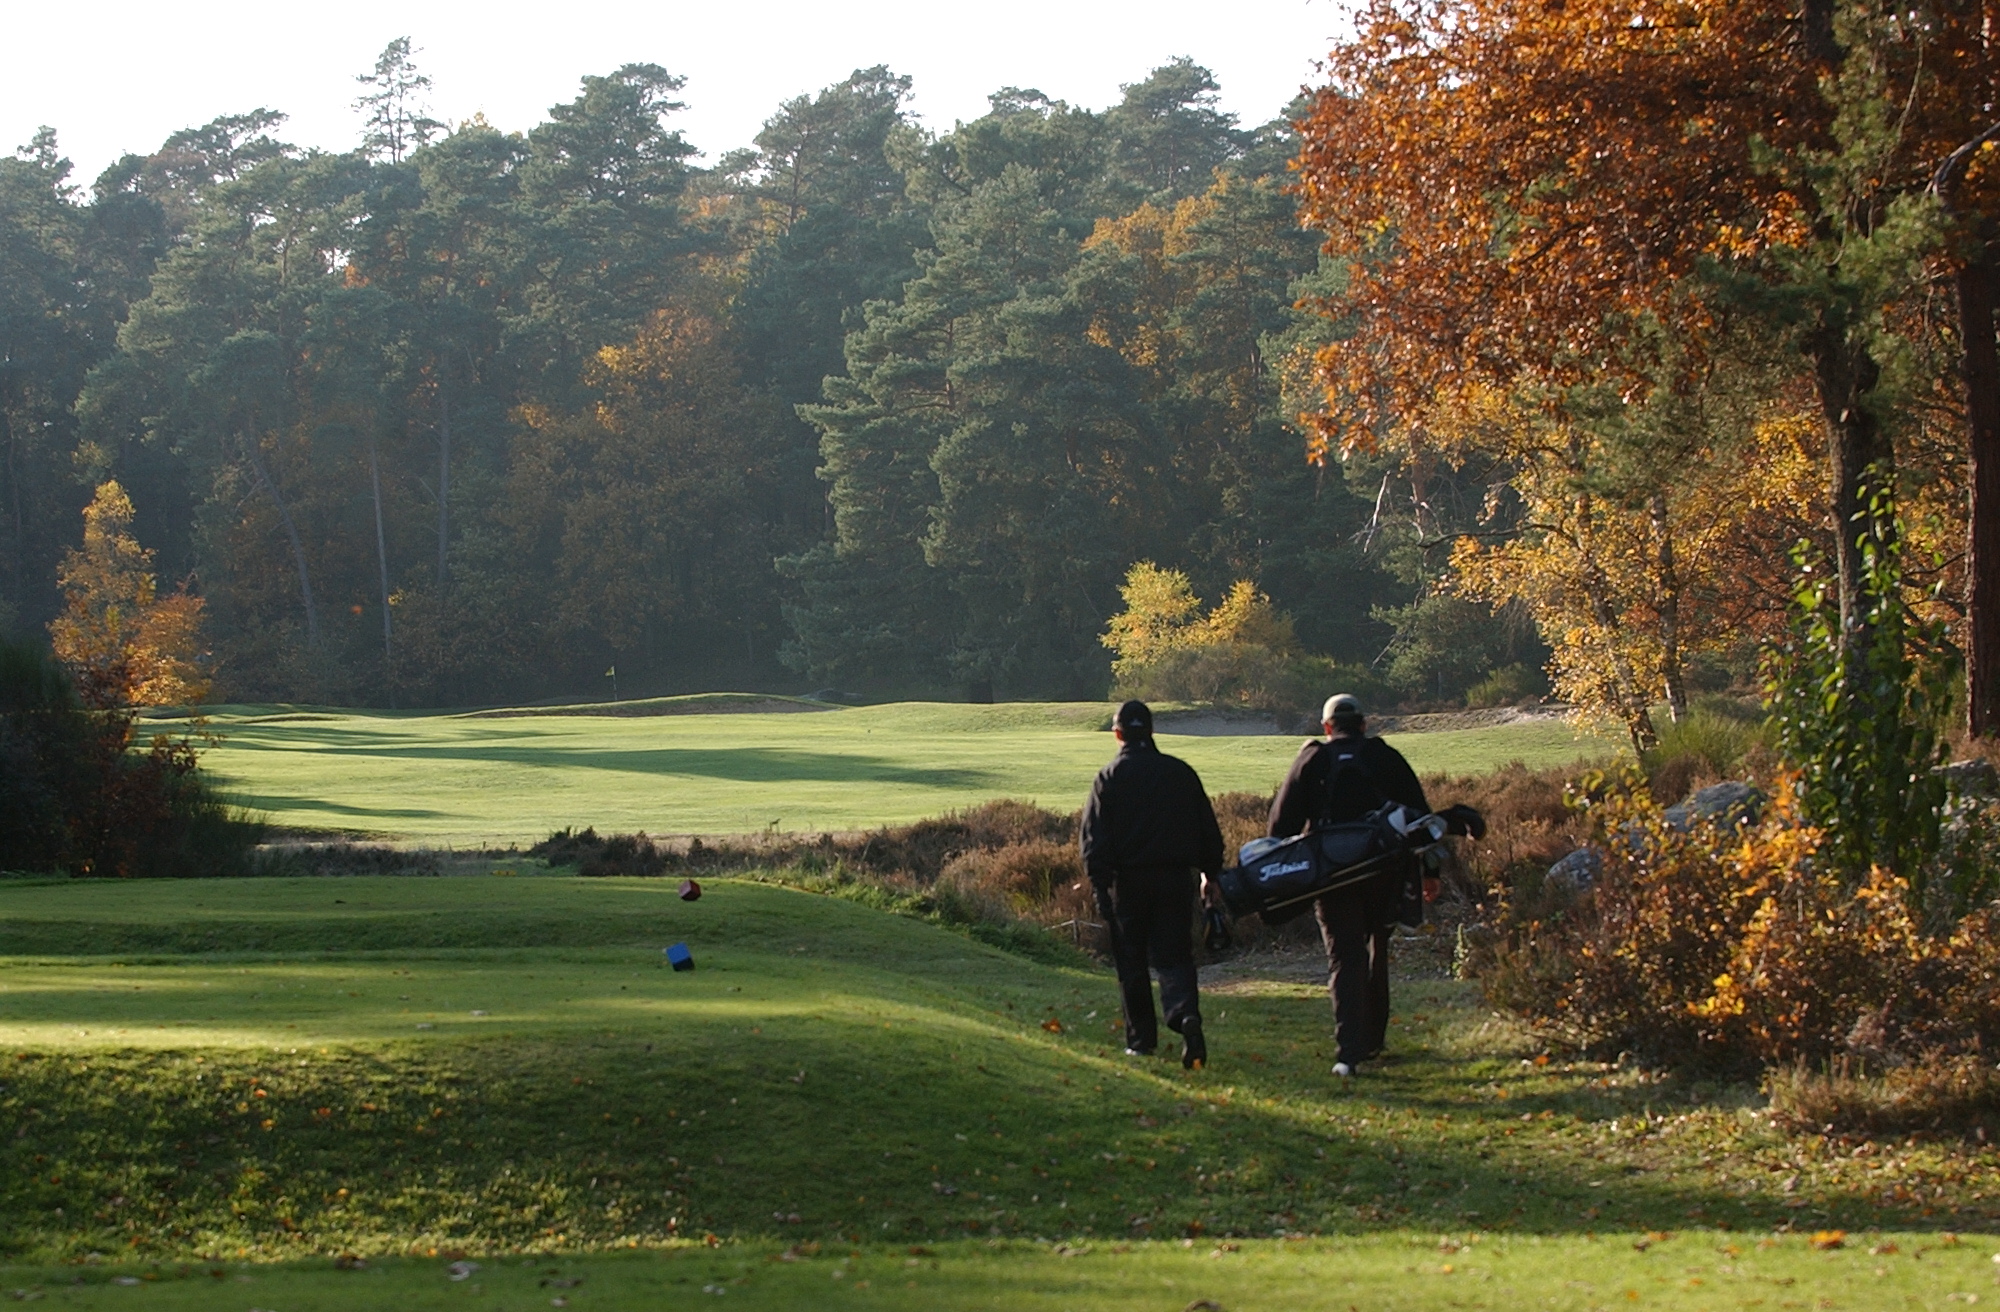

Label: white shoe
[1331,1062,1355,1077]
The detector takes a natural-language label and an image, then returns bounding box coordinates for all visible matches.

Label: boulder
[1546,846,1603,891]
[1936,758,2000,798]
[1661,780,1764,832]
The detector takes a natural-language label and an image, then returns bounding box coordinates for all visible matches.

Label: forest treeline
[2,51,1515,708]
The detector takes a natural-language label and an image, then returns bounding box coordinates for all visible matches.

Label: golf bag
[1215,802,1484,929]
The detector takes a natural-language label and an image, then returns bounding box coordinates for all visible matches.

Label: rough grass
[156,700,1617,845]
[0,874,1994,1309]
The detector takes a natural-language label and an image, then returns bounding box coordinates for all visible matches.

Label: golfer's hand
[1199,873,1222,909]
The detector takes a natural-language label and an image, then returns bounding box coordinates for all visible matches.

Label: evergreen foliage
[1,58,1467,707]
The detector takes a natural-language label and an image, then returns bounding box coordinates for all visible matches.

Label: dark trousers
[1104,866,1200,1053]
[1315,874,1393,1064]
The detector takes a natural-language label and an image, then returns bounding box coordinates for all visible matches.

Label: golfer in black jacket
[1268,693,1428,1077]
[1080,701,1224,1069]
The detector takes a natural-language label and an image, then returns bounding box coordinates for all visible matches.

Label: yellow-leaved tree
[49,481,209,709]
[1100,562,1203,672]
[1433,380,1823,751]
[1103,563,1342,715]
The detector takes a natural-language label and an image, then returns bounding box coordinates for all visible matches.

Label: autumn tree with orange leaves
[49,481,209,709]
[1294,0,2000,733]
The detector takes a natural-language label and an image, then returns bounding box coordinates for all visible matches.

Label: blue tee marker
[665,942,694,972]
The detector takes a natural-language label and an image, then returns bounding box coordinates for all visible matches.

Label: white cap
[1323,693,1362,722]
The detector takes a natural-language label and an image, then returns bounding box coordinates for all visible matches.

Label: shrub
[937,840,1081,911]
[528,827,669,877]
[1766,1056,2000,1140]
[1417,762,1587,918]
[1481,771,2000,1071]
[1115,646,1394,721]
[1765,514,1952,887]
[1464,663,1547,708]
[0,636,258,877]
[1641,706,1769,804]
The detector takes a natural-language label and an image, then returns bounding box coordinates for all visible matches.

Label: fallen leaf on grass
[1041,1019,1063,1033]
[447,1261,479,1281]
[1811,1230,1846,1251]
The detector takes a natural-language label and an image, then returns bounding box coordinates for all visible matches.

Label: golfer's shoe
[1331,1061,1357,1078]
[1180,1018,1207,1070]
[1124,1046,1154,1058]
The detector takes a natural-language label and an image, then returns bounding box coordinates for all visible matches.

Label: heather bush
[1766,1056,2000,1140]
[936,840,1081,911]
[1419,761,1584,902]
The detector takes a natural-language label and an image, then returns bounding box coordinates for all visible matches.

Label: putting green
[166,700,1614,844]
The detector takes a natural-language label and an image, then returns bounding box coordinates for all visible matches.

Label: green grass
[1,874,1994,1309]
[163,700,1615,844]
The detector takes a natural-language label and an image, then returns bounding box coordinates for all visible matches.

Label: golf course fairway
[1,874,1992,1309]
[170,699,1615,844]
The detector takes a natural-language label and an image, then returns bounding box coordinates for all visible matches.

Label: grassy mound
[0,874,1991,1309]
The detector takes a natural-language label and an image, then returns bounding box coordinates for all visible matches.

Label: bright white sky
[7,0,1351,188]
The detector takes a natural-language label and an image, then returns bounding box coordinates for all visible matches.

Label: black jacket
[1267,733,1429,839]
[1079,740,1225,888]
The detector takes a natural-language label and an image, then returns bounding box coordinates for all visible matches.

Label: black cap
[1115,700,1153,735]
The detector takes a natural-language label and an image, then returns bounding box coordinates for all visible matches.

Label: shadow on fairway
[226,794,449,820]
[216,732,999,789]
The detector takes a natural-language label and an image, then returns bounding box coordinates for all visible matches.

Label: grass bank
[0,874,1993,1309]
[161,700,1615,845]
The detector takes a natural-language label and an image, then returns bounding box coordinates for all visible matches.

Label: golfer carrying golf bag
[1269,693,1428,1078]
[1080,700,1224,1069]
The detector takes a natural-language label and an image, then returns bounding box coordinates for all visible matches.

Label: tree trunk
[1960,236,2000,736]
[436,383,451,589]
[241,430,319,646]
[1650,491,1687,724]
[368,434,395,706]
[1576,486,1657,753]
[1800,0,1842,65]
[1808,324,1894,655]
[3,408,22,612]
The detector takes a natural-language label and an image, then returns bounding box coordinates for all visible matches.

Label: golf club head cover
[1440,803,1487,840]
